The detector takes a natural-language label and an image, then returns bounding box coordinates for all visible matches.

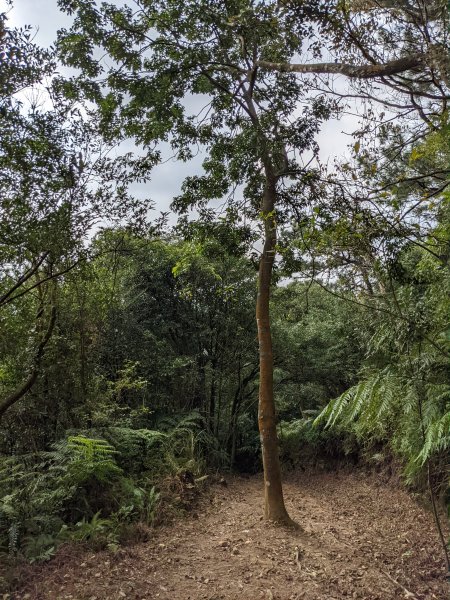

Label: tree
[56,0,448,524]
[259,1,449,104]
[90,230,258,437]
[57,0,339,524]
[0,8,53,100]
[0,9,154,419]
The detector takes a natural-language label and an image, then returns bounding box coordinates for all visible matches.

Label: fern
[418,410,450,465]
[315,386,355,429]
[315,356,450,486]
[58,511,120,551]
[21,533,57,563]
[66,436,122,483]
[68,436,117,462]
[0,415,219,561]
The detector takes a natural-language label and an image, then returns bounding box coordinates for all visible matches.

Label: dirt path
[13,471,448,600]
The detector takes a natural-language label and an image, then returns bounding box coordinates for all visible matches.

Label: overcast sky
[7,0,358,221]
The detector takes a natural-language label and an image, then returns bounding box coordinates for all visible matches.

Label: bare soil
[11,471,449,600]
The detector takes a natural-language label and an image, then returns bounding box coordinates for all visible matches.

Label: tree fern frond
[418,411,450,465]
[313,386,356,429]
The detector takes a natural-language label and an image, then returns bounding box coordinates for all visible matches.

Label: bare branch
[257,54,426,79]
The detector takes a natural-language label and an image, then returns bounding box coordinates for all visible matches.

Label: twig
[380,569,420,599]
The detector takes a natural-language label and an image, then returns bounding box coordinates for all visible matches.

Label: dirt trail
[14,471,448,600]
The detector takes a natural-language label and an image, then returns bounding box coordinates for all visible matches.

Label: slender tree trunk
[229,359,242,469]
[256,175,296,526]
[228,361,259,466]
[215,353,224,438]
[242,84,296,524]
[78,294,88,405]
[209,356,217,433]
[360,266,374,296]
[427,462,450,572]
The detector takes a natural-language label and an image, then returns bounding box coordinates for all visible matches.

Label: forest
[0,0,449,598]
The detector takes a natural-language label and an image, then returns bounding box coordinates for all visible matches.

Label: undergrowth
[0,411,214,566]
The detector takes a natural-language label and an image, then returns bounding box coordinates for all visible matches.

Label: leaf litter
[11,471,448,599]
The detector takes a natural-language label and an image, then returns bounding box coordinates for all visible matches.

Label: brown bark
[256,175,297,526]
[257,54,425,79]
[240,84,297,525]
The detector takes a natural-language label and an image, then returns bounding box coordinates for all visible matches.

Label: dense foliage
[0,0,448,578]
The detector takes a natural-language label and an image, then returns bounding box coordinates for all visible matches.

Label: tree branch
[0,295,57,420]
[257,54,425,79]
[0,252,49,308]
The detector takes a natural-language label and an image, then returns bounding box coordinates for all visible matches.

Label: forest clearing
[1,1,449,599]
[11,473,448,600]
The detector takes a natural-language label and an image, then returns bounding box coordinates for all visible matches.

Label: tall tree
[58,0,336,523]
[57,0,448,524]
